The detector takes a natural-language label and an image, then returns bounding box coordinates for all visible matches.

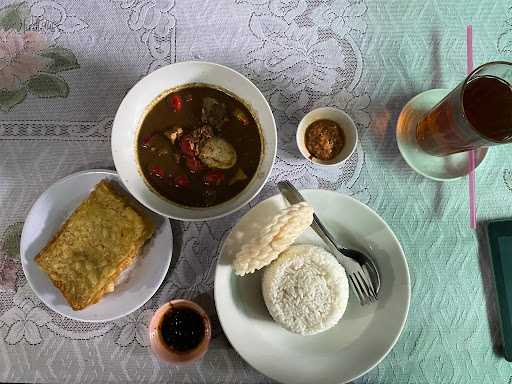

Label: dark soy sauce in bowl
[149,299,211,364]
[160,307,206,352]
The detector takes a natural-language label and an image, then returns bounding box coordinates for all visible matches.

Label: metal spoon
[277,181,381,298]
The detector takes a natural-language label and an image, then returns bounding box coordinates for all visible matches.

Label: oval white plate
[215,190,410,384]
[20,170,173,322]
[112,61,277,221]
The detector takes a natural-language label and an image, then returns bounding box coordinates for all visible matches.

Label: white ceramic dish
[215,190,410,384]
[112,61,277,221]
[20,170,173,322]
[296,107,358,166]
[396,88,488,181]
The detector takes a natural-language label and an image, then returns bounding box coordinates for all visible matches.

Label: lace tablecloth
[1,0,512,382]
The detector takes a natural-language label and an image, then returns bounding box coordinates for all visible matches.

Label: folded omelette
[35,180,155,310]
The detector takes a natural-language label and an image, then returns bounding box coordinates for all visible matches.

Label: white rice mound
[262,244,349,336]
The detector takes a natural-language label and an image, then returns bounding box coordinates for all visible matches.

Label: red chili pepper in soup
[179,134,196,157]
[170,95,183,112]
[204,170,225,187]
[185,156,205,173]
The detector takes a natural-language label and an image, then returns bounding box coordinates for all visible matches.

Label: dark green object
[39,47,80,74]
[0,88,27,111]
[487,219,512,361]
[0,3,26,32]
[26,74,69,98]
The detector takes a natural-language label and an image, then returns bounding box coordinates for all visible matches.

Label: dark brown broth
[137,86,262,207]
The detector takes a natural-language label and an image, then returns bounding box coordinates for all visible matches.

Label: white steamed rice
[262,244,349,335]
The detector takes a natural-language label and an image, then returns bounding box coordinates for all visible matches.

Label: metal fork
[311,214,378,304]
[278,181,378,305]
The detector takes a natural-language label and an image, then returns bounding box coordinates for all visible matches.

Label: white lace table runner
[1,0,512,382]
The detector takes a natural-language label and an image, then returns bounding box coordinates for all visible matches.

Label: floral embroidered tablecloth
[2,0,512,383]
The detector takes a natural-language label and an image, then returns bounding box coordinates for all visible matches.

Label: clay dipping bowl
[149,299,211,364]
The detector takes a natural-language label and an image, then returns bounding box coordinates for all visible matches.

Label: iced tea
[416,62,512,156]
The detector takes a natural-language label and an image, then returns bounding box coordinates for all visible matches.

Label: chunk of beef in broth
[142,133,172,157]
[191,125,214,149]
[178,125,213,158]
[142,132,182,177]
[201,97,227,130]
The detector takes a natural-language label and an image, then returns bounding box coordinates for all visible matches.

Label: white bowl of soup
[112,61,277,221]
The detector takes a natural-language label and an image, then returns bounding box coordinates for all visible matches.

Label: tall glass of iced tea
[416,61,512,156]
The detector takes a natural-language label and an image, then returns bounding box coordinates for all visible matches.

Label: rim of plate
[20,169,173,322]
[111,60,277,221]
[214,190,411,383]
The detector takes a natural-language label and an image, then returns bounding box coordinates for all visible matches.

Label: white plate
[20,170,173,322]
[215,190,410,384]
[112,61,277,221]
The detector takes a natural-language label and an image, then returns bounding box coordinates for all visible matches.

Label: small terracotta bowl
[296,107,358,167]
[149,299,211,364]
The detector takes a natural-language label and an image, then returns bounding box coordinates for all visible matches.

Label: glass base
[396,89,488,182]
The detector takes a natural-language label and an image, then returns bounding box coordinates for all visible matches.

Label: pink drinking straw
[467,25,477,229]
